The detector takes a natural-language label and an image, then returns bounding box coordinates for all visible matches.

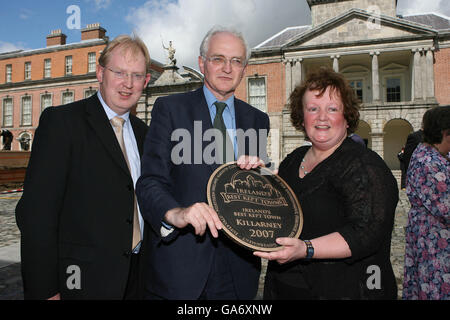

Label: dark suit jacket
[15,94,148,300]
[404,130,423,171]
[136,88,270,299]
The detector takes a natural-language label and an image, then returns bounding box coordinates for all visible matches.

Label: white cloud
[84,0,113,10]
[126,0,310,69]
[397,0,450,16]
[0,41,27,54]
[126,0,449,70]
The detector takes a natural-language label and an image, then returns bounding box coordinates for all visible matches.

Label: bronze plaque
[207,163,303,252]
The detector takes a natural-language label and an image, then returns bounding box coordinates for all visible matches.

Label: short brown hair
[423,105,450,145]
[99,34,151,72]
[289,67,360,135]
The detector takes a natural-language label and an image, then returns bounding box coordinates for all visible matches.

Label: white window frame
[84,88,97,98]
[6,64,12,83]
[88,52,96,73]
[247,76,267,113]
[24,62,31,80]
[21,95,32,126]
[65,56,73,75]
[40,92,53,112]
[61,90,74,105]
[44,59,51,78]
[2,97,13,127]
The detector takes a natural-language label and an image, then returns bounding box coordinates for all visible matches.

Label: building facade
[0,24,163,151]
[234,0,450,169]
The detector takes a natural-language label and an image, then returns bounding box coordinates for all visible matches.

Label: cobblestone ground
[0,190,409,300]
[0,192,23,299]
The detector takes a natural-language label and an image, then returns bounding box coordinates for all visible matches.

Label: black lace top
[265,138,398,299]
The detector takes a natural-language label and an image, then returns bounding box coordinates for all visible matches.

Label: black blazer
[404,130,423,171]
[136,88,270,299]
[16,94,148,299]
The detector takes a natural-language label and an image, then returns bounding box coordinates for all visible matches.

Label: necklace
[300,157,309,176]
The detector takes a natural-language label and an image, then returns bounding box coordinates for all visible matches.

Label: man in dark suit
[15,35,151,300]
[136,26,270,300]
[404,129,423,171]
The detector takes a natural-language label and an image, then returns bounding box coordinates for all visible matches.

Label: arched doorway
[354,120,371,149]
[383,119,413,169]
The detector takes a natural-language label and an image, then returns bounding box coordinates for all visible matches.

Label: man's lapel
[85,95,130,176]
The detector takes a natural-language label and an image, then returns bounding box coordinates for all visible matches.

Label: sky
[1,0,449,70]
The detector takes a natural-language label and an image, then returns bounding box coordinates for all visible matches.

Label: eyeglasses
[104,66,147,82]
[205,56,245,68]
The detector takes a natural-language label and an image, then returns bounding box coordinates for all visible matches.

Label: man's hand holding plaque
[207,157,303,252]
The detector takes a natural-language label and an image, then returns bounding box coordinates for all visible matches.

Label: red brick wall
[0,44,105,84]
[434,47,450,106]
[235,61,285,113]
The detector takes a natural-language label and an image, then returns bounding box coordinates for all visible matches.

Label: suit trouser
[124,251,141,300]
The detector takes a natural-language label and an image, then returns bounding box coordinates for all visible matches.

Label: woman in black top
[254,68,398,299]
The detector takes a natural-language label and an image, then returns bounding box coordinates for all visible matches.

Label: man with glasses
[136,26,270,300]
[16,35,151,299]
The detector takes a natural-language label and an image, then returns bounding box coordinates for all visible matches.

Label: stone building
[0,24,164,151]
[233,0,450,169]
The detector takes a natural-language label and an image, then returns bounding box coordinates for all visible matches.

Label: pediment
[284,9,437,49]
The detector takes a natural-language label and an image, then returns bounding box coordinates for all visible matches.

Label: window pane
[62,91,74,104]
[6,65,12,83]
[3,98,13,127]
[41,94,52,111]
[25,62,31,80]
[44,59,51,78]
[84,89,96,98]
[21,96,32,126]
[88,52,96,73]
[386,78,401,102]
[248,78,266,112]
[65,56,72,75]
[349,80,363,102]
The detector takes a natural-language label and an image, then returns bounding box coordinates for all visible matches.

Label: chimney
[81,23,107,41]
[46,29,67,46]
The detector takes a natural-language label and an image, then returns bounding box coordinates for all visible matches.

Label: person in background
[16,34,151,300]
[404,127,423,171]
[403,105,450,300]
[398,147,406,190]
[255,68,398,300]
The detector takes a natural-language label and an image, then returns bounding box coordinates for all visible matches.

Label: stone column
[284,59,292,102]
[412,48,423,101]
[425,47,435,99]
[331,55,340,73]
[370,51,380,102]
[370,132,384,159]
[292,58,303,89]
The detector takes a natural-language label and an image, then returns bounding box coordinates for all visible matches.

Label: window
[25,62,31,80]
[2,98,13,127]
[88,52,96,73]
[6,65,12,83]
[248,77,267,112]
[84,88,97,98]
[65,56,72,75]
[349,79,363,102]
[62,91,74,104]
[44,59,51,78]
[386,78,401,102]
[41,93,52,112]
[21,96,32,126]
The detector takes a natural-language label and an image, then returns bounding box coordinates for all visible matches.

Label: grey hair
[199,25,251,64]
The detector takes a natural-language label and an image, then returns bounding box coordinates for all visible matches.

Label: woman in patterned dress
[403,106,450,300]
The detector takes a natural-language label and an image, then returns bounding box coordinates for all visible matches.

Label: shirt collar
[97,91,130,122]
[203,85,235,115]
